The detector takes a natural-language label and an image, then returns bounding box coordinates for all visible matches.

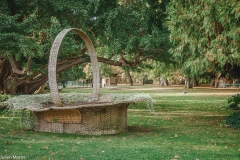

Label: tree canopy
[0,0,170,94]
[166,0,240,79]
[1,0,240,94]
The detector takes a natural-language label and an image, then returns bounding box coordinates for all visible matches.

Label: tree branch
[8,55,32,74]
[119,51,154,67]
[0,59,6,68]
[97,57,123,66]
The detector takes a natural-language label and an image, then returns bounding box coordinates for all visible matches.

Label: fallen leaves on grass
[43,146,48,149]
[193,146,198,150]
[170,155,180,159]
[211,142,216,146]
[174,155,179,159]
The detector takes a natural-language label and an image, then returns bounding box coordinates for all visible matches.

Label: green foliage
[0,0,91,69]
[225,112,240,129]
[57,65,86,86]
[166,0,240,77]
[99,63,115,77]
[227,94,240,110]
[1,0,172,94]
[93,0,171,62]
[0,94,10,102]
[228,94,240,105]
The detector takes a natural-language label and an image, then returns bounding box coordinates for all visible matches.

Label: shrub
[0,94,9,102]
[227,94,240,110]
[225,112,240,129]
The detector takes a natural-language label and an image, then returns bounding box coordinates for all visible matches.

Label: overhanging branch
[8,55,32,74]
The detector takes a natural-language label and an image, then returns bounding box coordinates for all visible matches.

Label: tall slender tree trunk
[126,70,133,86]
[211,73,222,88]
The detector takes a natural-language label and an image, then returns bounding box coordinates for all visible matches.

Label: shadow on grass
[127,125,170,134]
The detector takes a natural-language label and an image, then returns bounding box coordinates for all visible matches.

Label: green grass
[1,85,240,160]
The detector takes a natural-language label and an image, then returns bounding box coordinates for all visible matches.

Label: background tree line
[0,0,239,94]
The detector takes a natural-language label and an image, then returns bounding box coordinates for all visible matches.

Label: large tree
[0,0,170,94]
[0,0,92,94]
[166,0,240,87]
[93,0,171,86]
[93,0,170,66]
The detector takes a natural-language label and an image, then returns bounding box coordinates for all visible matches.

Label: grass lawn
[0,85,240,160]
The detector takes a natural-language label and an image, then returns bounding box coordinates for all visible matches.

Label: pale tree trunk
[160,76,167,86]
[185,77,193,88]
[35,83,46,94]
[126,70,133,86]
[211,73,221,88]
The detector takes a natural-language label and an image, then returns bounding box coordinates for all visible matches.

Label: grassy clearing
[0,85,240,160]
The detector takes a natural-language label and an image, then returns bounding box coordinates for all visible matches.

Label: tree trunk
[185,77,193,88]
[113,74,118,85]
[126,70,133,86]
[211,78,215,87]
[160,77,167,86]
[35,83,46,94]
[193,77,199,86]
[1,53,150,95]
[0,59,10,93]
[0,56,86,94]
[213,73,222,88]
[158,77,161,85]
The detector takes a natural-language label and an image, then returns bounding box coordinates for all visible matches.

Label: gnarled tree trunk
[0,56,85,94]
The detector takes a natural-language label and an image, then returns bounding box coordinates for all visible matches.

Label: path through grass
[0,85,240,160]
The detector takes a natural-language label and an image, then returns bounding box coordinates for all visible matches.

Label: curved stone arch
[48,28,100,107]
